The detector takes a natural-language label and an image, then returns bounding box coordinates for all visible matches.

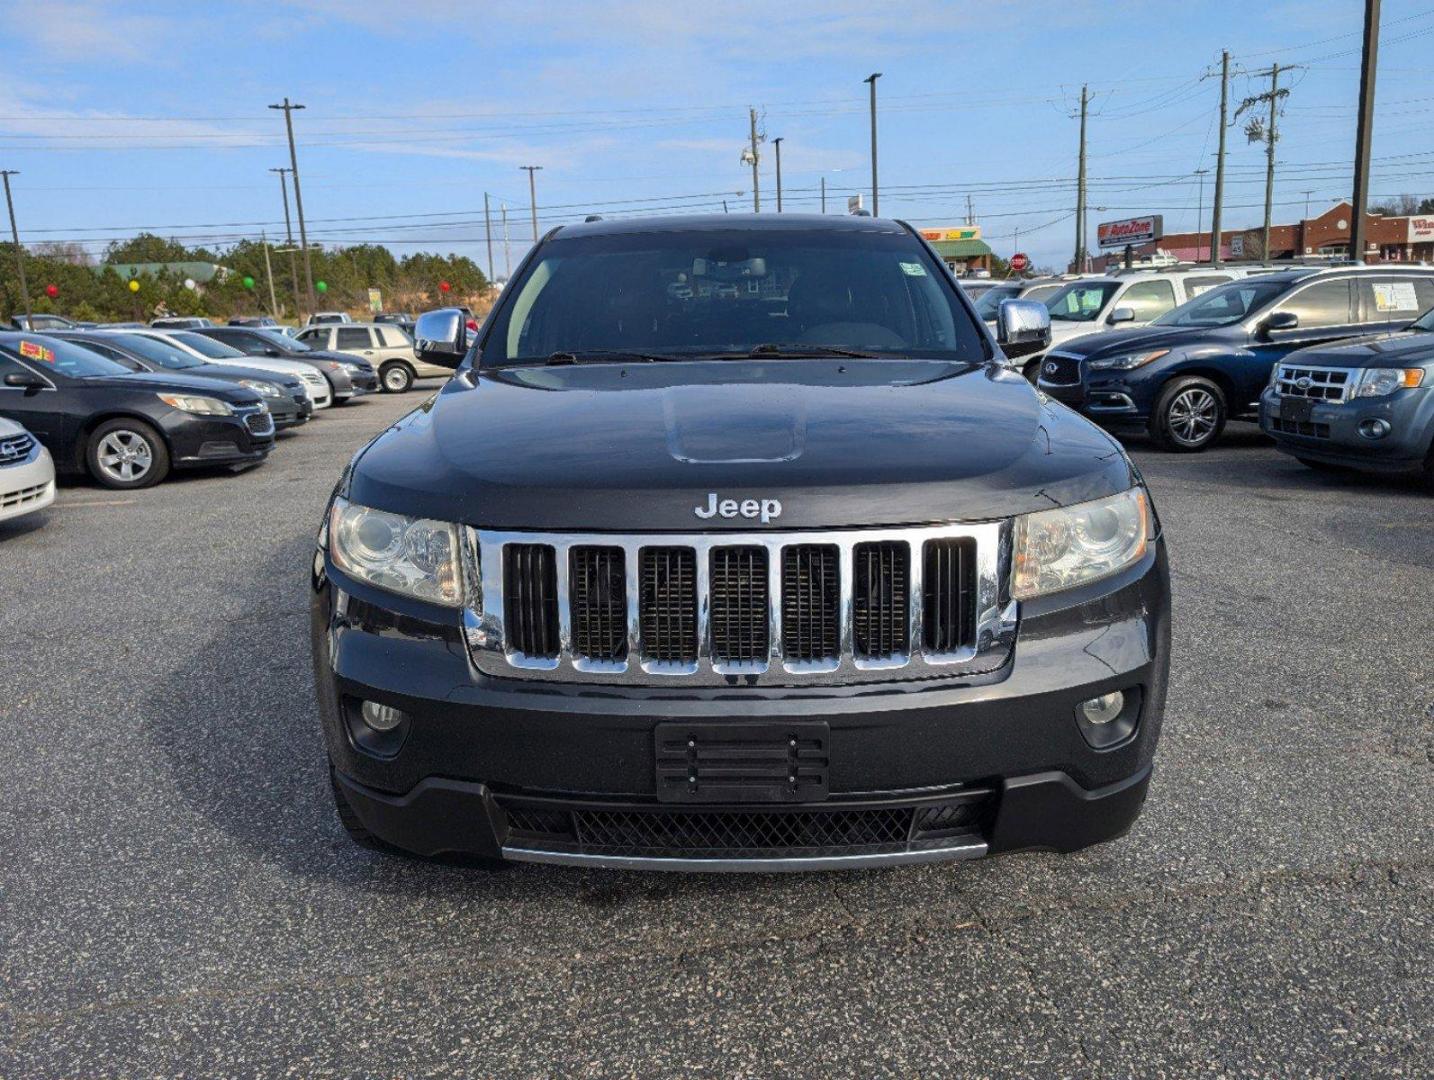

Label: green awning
[929,238,992,258]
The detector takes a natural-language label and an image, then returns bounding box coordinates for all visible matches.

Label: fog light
[360,700,405,732]
[1079,691,1124,725]
[1358,418,1390,439]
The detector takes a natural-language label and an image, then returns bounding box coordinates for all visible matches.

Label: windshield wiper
[692,343,883,360]
[537,350,688,365]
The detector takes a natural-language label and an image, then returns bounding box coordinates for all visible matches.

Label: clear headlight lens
[156,392,233,416]
[1087,349,1169,372]
[1353,367,1424,398]
[328,496,462,606]
[239,378,283,398]
[1012,487,1150,600]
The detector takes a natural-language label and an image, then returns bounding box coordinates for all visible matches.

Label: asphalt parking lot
[1,392,1430,1078]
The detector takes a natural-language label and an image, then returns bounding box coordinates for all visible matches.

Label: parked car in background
[296,322,449,393]
[149,316,213,329]
[1039,266,1434,451]
[0,332,274,488]
[228,316,279,327]
[10,314,83,331]
[193,326,378,403]
[374,312,416,335]
[1261,302,1434,483]
[52,331,312,430]
[306,312,352,326]
[0,416,56,526]
[144,329,333,409]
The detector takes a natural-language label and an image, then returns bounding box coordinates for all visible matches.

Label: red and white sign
[1408,217,1434,243]
[1097,215,1163,249]
[1009,252,1030,272]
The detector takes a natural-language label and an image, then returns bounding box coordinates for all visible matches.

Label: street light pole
[483,192,495,283]
[268,98,315,317]
[269,167,301,318]
[1349,0,1380,263]
[520,165,543,242]
[0,170,31,325]
[864,73,882,216]
[772,137,784,212]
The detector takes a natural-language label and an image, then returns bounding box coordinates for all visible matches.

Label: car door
[1352,274,1434,336]
[334,325,375,359]
[0,354,69,451]
[1245,277,1359,404]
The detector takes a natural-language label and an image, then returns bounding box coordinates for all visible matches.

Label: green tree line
[0,233,490,324]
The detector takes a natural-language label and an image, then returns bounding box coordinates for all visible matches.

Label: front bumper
[1259,387,1434,473]
[311,538,1170,870]
[167,411,276,468]
[0,444,56,524]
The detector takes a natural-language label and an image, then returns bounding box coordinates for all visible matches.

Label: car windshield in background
[972,285,1023,320]
[2,336,130,378]
[1151,280,1288,328]
[253,329,309,351]
[1410,306,1434,332]
[107,333,203,369]
[172,331,248,359]
[483,228,988,365]
[1044,281,1121,322]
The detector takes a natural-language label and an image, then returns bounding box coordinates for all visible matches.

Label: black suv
[1038,267,1434,451]
[311,214,1170,871]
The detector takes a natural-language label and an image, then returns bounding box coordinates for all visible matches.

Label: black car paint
[0,332,274,475]
[195,327,378,398]
[311,214,1170,867]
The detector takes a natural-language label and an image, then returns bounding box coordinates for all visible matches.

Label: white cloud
[4,1,179,62]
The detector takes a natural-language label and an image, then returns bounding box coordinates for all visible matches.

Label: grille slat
[0,433,36,465]
[641,547,698,664]
[504,544,559,658]
[852,541,909,660]
[710,547,769,664]
[1276,364,1355,402]
[570,546,626,662]
[922,539,976,654]
[781,545,839,662]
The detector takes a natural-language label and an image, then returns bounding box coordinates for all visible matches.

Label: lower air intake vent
[852,541,909,660]
[503,544,559,659]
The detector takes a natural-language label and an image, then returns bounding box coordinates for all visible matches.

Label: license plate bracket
[1279,395,1315,423]
[655,721,830,803]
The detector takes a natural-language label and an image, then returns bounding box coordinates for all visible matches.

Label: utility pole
[772,137,784,212]
[1237,65,1291,261]
[268,98,315,316]
[820,176,827,214]
[864,73,882,216]
[501,204,511,278]
[1074,83,1088,273]
[1208,50,1230,265]
[747,108,761,213]
[261,231,278,317]
[1194,168,1209,261]
[1302,190,1315,219]
[483,192,495,283]
[1349,0,1380,263]
[269,167,301,318]
[966,194,975,226]
[1,171,31,325]
[520,166,542,242]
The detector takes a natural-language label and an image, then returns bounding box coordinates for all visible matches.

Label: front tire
[1149,377,1226,452]
[86,418,170,489]
[380,361,415,394]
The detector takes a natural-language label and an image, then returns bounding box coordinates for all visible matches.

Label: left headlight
[1012,487,1150,600]
[1352,367,1424,398]
[327,496,463,607]
[239,378,283,398]
[1086,349,1169,372]
[157,393,233,416]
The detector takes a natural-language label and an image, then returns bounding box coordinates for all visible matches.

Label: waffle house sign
[919,226,982,244]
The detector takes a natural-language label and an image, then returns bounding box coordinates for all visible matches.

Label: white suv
[296,322,451,393]
[0,417,56,526]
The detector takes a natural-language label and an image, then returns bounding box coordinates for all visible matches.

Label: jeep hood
[347,359,1139,530]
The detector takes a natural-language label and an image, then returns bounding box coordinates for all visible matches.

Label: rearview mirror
[1262,310,1299,334]
[1107,306,1135,325]
[413,308,469,369]
[4,371,46,391]
[996,299,1051,359]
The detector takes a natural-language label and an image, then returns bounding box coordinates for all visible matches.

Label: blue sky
[2,0,1432,275]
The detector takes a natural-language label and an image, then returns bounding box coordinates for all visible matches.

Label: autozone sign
[1408,217,1434,242]
[1097,215,1163,249]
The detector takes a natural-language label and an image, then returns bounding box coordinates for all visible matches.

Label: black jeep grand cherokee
[311,215,1170,871]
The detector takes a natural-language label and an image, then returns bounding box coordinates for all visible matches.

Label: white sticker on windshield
[1372,281,1418,312]
[899,262,927,277]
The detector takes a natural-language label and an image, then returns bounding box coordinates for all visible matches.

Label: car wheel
[380,361,415,393]
[1150,377,1226,452]
[86,418,170,489]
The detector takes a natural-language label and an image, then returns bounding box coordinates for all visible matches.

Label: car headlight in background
[1012,487,1150,600]
[1086,349,1169,372]
[239,378,283,398]
[328,496,462,606]
[156,392,233,416]
[1353,367,1424,398]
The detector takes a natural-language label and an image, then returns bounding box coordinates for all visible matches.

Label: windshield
[172,331,247,359]
[3,335,130,378]
[482,228,988,365]
[1045,281,1121,322]
[1411,306,1434,332]
[251,329,308,351]
[107,333,203,369]
[1151,280,1288,327]
[972,285,1023,320]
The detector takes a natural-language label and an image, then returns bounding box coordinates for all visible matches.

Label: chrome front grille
[1038,352,1083,386]
[0,433,36,466]
[464,523,1016,686]
[1275,364,1354,403]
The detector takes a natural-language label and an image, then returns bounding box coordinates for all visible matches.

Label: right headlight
[327,496,463,606]
[1086,349,1169,372]
[239,378,283,398]
[1352,367,1424,398]
[1012,487,1150,600]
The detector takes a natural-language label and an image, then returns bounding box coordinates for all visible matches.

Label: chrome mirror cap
[996,298,1051,359]
[413,308,469,369]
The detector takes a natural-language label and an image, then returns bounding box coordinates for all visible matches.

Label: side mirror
[413,308,470,369]
[263,347,281,357]
[995,299,1051,359]
[1107,306,1135,325]
[4,371,46,391]
[1262,310,1299,335]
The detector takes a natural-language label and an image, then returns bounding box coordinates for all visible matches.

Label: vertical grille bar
[922,539,976,654]
[781,544,840,662]
[852,541,909,661]
[503,544,559,658]
[640,547,698,665]
[710,547,769,665]
[570,546,627,662]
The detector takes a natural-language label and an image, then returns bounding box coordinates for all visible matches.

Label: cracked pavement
[0,394,1430,1077]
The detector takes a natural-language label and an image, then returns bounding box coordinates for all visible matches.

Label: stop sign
[1010,252,1030,272]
